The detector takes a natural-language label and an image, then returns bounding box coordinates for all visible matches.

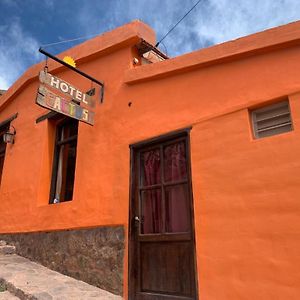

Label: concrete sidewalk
[0,254,123,300]
[0,291,19,300]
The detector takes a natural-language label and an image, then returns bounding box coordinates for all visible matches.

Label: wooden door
[129,131,198,300]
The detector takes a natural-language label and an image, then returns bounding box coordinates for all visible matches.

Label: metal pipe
[39,47,104,102]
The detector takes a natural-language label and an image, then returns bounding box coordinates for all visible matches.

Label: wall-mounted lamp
[3,125,16,144]
[133,57,139,65]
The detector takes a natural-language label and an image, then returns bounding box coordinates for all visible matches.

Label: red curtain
[164,142,189,233]
[141,149,161,233]
[141,142,189,234]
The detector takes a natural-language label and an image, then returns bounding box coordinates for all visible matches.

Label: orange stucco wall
[1,20,300,299]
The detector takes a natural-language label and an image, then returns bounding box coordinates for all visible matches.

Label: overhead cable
[155,0,203,48]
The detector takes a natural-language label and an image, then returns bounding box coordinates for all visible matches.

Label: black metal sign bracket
[39,47,104,103]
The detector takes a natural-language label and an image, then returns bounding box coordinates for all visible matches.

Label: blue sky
[1,0,300,90]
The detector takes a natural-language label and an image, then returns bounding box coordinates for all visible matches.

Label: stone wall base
[0,226,125,296]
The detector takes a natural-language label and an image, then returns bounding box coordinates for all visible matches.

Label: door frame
[128,127,199,299]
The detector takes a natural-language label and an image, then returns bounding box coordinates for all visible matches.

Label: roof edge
[124,20,300,84]
[0,20,155,110]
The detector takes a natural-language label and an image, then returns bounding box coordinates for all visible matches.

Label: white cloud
[0,19,40,89]
[77,0,300,57]
[44,0,54,9]
[1,0,300,89]
[191,0,300,45]
[147,0,300,56]
[0,76,9,91]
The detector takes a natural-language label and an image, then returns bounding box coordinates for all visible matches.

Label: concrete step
[0,246,15,255]
[0,254,123,300]
[0,241,15,255]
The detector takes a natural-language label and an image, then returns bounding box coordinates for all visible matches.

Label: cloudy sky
[0,0,300,90]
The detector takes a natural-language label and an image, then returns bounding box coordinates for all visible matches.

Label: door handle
[134,216,140,222]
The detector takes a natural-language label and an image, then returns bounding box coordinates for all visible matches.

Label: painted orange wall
[1,20,300,299]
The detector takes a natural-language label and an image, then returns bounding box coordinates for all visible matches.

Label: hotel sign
[36,71,95,125]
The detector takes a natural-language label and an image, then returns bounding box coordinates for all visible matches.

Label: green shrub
[0,282,6,292]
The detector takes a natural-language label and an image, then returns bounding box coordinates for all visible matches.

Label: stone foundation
[0,226,125,296]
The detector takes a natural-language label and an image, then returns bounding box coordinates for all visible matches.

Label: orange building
[0,20,300,299]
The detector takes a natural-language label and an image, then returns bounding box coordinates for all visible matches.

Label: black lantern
[3,126,16,144]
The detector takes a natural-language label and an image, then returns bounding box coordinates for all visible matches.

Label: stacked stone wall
[0,226,125,296]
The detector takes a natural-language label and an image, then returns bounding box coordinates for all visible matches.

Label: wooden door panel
[139,293,195,300]
[140,241,194,296]
[129,132,198,300]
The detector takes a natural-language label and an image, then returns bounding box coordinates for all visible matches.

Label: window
[251,100,293,139]
[50,118,78,204]
[139,138,191,234]
[0,123,9,185]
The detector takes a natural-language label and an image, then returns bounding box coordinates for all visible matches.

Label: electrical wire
[40,33,100,48]
[41,1,202,51]
[155,0,203,47]
[159,41,168,57]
